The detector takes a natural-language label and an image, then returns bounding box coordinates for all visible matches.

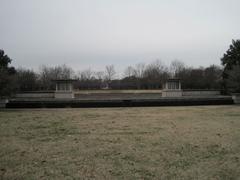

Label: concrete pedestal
[54,91,74,99]
[162,90,183,97]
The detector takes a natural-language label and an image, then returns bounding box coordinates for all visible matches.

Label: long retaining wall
[182,90,220,96]
[74,93,163,100]
[15,92,54,98]
[14,90,220,99]
[6,96,233,108]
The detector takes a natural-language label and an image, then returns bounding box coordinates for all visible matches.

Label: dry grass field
[0,106,240,179]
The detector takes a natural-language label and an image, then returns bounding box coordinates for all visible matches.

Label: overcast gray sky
[1,0,240,72]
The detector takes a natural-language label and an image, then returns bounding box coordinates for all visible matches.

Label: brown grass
[0,106,240,179]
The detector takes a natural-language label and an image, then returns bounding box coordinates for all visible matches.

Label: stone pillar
[0,99,8,108]
[232,94,240,104]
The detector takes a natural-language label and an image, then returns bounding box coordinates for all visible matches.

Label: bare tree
[170,60,185,77]
[124,66,135,78]
[105,65,116,81]
[134,63,145,78]
[144,60,167,78]
[39,64,74,80]
[143,60,169,88]
[38,64,74,90]
[16,68,39,91]
[95,71,105,81]
[57,64,74,79]
[79,68,94,81]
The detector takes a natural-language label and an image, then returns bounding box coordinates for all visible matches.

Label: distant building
[53,79,76,99]
[162,78,182,97]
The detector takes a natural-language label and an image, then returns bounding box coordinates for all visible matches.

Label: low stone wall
[182,90,220,96]
[15,92,54,98]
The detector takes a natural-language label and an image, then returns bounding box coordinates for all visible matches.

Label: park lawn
[0,106,240,179]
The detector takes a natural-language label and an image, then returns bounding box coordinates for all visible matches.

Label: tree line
[1,59,223,92]
[1,39,240,97]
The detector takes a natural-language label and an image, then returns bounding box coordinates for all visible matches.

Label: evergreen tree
[0,50,16,97]
[221,40,240,93]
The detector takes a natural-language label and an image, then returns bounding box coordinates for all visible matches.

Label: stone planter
[232,93,240,104]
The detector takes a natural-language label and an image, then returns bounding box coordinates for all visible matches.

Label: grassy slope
[0,106,240,179]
